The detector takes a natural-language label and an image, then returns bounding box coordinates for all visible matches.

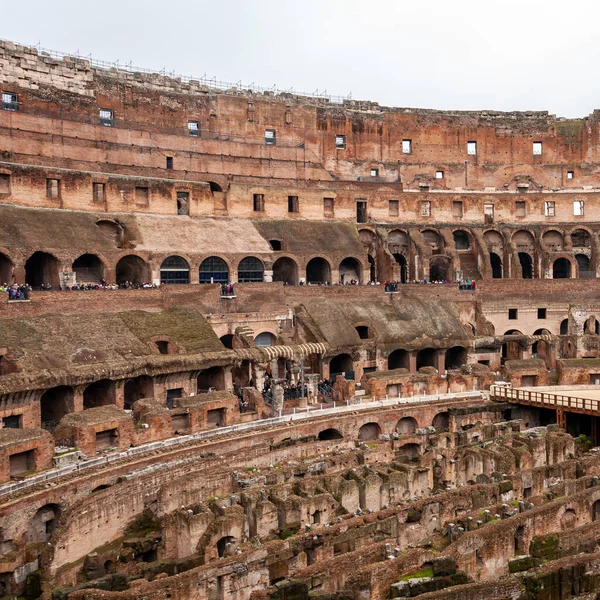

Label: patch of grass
[401,567,434,581]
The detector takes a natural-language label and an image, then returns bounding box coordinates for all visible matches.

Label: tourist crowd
[2,283,32,300]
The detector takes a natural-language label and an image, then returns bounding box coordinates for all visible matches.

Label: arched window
[306,257,331,284]
[453,230,470,250]
[199,256,229,283]
[116,255,151,285]
[273,257,298,285]
[160,256,190,284]
[73,254,104,283]
[254,332,276,347]
[238,257,264,282]
[553,258,571,279]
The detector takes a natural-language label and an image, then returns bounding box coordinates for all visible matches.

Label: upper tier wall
[2,40,600,194]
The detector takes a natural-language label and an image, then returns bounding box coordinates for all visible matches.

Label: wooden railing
[490,385,600,413]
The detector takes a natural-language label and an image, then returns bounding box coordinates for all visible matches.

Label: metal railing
[21,42,352,105]
[490,385,600,413]
[0,390,482,498]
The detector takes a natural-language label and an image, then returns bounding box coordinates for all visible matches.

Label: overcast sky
[1,0,597,118]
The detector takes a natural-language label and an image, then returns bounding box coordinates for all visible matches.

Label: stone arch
[72,253,106,284]
[397,443,420,459]
[560,508,577,530]
[220,334,234,349]
[25,251,60,288]
[432,412,450,431]
[514,524,526,554]
[571,228,591,248]
[416,348,437,370]
[208,181,223,193]
[541,229,564,252]
[388,349,410,370]
[453,229,471,250]
[513,229,536,250]
[358,422,381,441]
[502,330,525,360]
[396,416,418,435]
[388,229,410,254]
[483,229,504,251]
[560,319,569,335]
[318,428,343,441]
[553,257,572,279]
[238,256,265,283]
[584,316,599,335]
[27,504,60,543]
[490,252,503,278]
[306,257,331,284]
[40,386,74,429]
[116,254,151,285]
[0,252,14,284]
[199,256,229,283]
[197,366,225,392]
[576,254,590,276]
[83,379,115,409]
[429,256,451,281]
[254,332,277,347]
[216,536,236,558]
[329,353,353,378]
[422,229,442,250]
[518,252,533,279]
[354,324,371,339]
[339,257,362,283]
[445,346,467,370]
[123,375,154,410]
[160,255,190,284]
[392,253,408,283]
[95,219,124,247]
[273,256,298,285]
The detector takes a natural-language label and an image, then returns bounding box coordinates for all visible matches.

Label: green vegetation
[401,567,434,580]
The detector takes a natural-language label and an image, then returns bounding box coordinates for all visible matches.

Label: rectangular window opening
[46,178,60,198]
[135,186,149,205]
[544,201,555,217]
[166,156,173,170]
[2,91,18,111]
[537,308,547,319]
[421,200,431,217]
[253,193,265,212]
[508,308,518,320]
[0,173,10,194]
[435,170,444,179]
[467,141,477,155]
[92,182,105,203]
[516,201,526,217]
[264,129,276,145]
[288,195,299,213]
[335,135,346,149]
[177,191,190,216]
[567,170,574,179]
[402,139,412,154]
[370,168,379,177]
[533,141,543,156]
[323,197,334,216]
[389,200,399,217]
[187,121,200,136]
[356,200,367,223]
[99,108,114,126]
[574,200,584,216]
[452,201,463,218]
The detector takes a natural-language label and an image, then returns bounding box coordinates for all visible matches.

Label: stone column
[114,380,125,409]
[223,365,234,392]
[73,385,86,413]
[272,379,285,414]
[437,351,446,375]
[409,353,418,373]
[306,374,320,405]
[252,362,267,392]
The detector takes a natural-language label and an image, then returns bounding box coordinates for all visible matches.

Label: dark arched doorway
[368,255,376,282]
[123,376,154,410]
[339,257,361,284]
[273,257,298,285]
[220,334,234,349]
[445,346,467,370]
[25,252,60,288]
[416,348,437,370]
[40,386,74,430]
[453,230,470,250]
[116,255,151,285]
[306,257,331,284]
[576,254,590,276]
[83,379,115,409]
[518,253,533,279]
[553,258,571,279]
[73,254,104,283]
[388,349,409,370]
[393,254,408,283]
[490,252,502,279]
[429,257,450,282]
[0,253,14,284]
[329,354,353,379]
